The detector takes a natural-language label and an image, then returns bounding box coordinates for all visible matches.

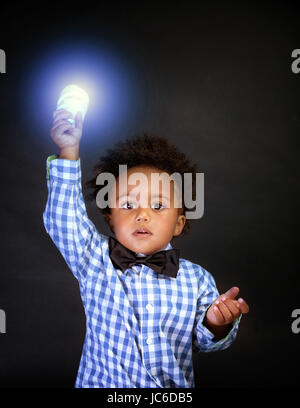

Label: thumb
[75,111,83,129]
[223,286,239,299]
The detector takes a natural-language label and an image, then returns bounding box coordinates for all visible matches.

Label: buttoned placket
[137,265,162,386]
[107,258,163,387]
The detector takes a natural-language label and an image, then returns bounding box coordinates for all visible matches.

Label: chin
[129,242,155,255]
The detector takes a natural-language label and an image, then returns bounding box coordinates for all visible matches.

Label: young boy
[43,109,249,388]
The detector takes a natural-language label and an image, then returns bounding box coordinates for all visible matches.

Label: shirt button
[146,337,153,345]
[146,303,154,312]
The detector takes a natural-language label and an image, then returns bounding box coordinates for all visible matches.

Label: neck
[134,245,170,257]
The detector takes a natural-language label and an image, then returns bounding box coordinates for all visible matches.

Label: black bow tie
[108,236,180,278]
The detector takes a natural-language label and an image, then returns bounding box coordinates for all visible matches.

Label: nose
[135,208,150,222]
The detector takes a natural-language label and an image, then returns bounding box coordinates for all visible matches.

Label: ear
[173,214,186,237]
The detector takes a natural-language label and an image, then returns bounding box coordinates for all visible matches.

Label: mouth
[132,227,153,237]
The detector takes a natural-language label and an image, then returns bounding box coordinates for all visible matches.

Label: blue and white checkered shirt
[43,155,241,388]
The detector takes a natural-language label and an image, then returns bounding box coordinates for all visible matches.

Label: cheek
[113,213,131,233]
[158,212,178,229]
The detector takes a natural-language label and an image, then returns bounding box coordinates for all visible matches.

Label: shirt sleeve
[192,267,242,353]
[42,154,102,284]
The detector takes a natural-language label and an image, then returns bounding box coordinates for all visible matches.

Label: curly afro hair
[85,133,200,236]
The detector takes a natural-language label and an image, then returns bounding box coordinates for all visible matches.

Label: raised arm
[50,108,82,160]
[43,109,103,284]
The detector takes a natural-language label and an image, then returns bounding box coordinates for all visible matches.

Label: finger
[52,122,74,136]
[237,298,250,314]
[52,118,73,130]
[53,108,72,119]
[53,109,73,121]
[212,304,225,324]
[215,299,233,322]
[223,286,239,300]
[75,111,83,129]
[223,298,241,317]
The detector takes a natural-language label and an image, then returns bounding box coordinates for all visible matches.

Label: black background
[0,1,299,389]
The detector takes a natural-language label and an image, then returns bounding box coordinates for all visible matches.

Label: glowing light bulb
[57,84,89,125]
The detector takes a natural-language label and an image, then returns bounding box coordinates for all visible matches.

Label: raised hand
[205,286,249,328]
[50,109,83,150]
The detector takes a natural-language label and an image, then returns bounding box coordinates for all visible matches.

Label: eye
[120,201,137,210]
[151,202,165,210]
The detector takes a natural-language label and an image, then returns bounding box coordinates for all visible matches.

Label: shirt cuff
[198,306,242,346]
[46,154,82,183]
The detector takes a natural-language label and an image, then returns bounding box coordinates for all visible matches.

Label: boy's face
[106,165,186,255]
